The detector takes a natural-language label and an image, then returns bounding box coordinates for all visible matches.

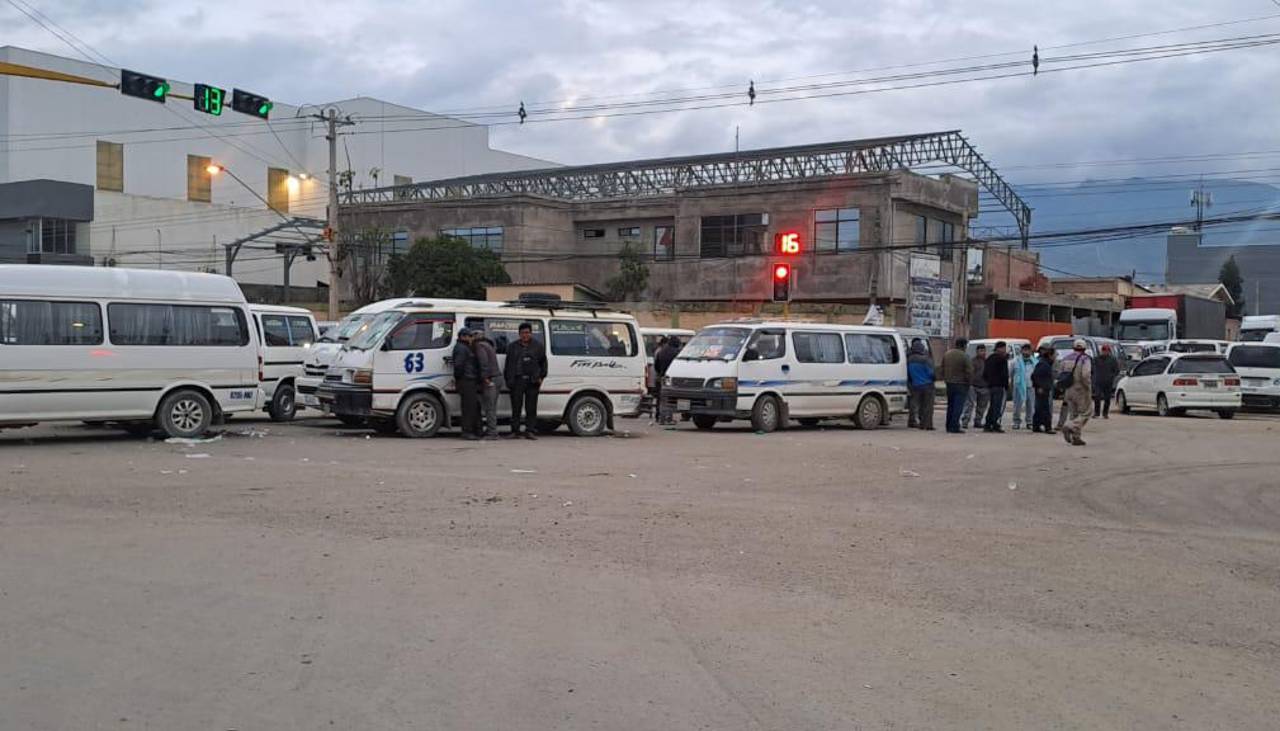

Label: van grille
[305,365,328,377]
[670,377,705,389]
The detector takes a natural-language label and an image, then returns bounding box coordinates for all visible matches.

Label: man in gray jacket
[474,332,502,439]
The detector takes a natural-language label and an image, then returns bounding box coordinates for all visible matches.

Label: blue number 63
[403,352,424,373]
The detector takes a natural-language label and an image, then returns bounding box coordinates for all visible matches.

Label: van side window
[792,331,845,363]
[108,304,249,346]
[287,316,315,345]
[388,317,454,350]
[0,299,102,345]
[550,320,636,357]
[260,314,291,347]
[746,329,786,360]
[845,334,899,364]
[465,317,544,354]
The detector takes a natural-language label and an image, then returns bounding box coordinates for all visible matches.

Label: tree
[1218,255,1245,317]
[342,227,394,306]
[384,236,510,300]
[605,243,649,301]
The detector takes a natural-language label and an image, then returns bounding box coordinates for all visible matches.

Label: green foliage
[605,243,650,301]
[385,236,510,300]
[1218,255,1245,317]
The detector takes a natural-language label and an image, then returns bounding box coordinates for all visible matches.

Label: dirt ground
[2,409,1279,730]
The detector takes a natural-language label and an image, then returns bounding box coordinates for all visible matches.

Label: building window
[583,228,605,239]
[814,208,860,253]
[699,213,764,258]
[442,227,503,253]
[653,226,674,260]
[966,247,985,284]
[267,167,290,213]
[618,226,640,238]
[391,230,409,257]
[96,141,123,192]
[187,155,212,202]
[914,215,927,246]
[942,221,956,244]
[35,218,77,254]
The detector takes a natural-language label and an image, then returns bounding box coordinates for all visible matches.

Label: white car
[1225,342,1280,411]
[1115,352,1241,419]
[1167,339,1229,354]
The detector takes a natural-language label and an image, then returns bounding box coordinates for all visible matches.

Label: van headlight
[662,376,672,387]
[353,368,374,386]
[706,377,738,391]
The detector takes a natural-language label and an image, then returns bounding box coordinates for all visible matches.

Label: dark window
[653,225,674,260]
[700,213,764,258]
[260,314,291,346]
[0,300,102,345]
[549,320,637,357]
[915,216,928,246]
[1133,358,1168,377]
[746,329,786,360]
[464,317,544,355]
[1169,357,1234,374]
[814,208,860,253]
[1229,346,1280,369]
[387,316,453,350]
[37,218,77,255]
[792,331,845,364]
[845,333,899,364]
[618,227,640,238]
[442,227,503,253]
[942,221,956,244]
[583,228,605,239]
[107,304,248,346]
[287,316,316,345]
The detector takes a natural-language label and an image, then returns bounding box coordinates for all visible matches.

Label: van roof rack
[503,293,613,314]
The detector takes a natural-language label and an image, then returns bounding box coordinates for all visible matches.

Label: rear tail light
[1171,378,1198,386]
[1224,378,1241,387]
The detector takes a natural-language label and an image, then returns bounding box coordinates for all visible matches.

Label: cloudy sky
[6,0,1280,185]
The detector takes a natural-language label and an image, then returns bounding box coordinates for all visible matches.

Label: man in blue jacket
[906,339,936,431]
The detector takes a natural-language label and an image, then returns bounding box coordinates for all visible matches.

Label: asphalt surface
[2,409,1279,730]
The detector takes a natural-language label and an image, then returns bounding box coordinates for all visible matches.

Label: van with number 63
[315,296,646,437]
[0,265,262,438]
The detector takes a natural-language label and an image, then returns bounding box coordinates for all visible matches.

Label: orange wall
[986,319,1072,342]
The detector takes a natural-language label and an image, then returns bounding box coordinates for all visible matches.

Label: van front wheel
[396,392,444,438]
[158,389,213,439]
[853,395,885,430]
[692,415,718,430]
[568,395,608,437]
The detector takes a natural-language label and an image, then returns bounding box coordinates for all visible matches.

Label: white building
[0,46,552,301]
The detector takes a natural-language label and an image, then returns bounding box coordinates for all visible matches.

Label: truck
[1116,293,1227,365]
[1238,315,1280,342]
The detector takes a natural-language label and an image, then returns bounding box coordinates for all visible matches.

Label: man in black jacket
[982,341,1010,433]
[1031,347,1056,433]
[452,328,481,440]
[504,322,547,440]
[652,336,682,425]
[1092,344,1121,418]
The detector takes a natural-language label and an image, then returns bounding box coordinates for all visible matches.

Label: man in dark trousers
[1092,343,1121,419]
[1031,346,1056,433]
[906,339,936,430]
[961,344,988,430]
[474,332,502,439]
[452,328,481,440]
[940,338,973,434]
[504,322,547,440]
[652,336,682,425]
[982,341,1010,433]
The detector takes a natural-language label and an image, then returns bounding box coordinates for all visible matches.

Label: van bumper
[317,382,373,416]
[662,387,741,417]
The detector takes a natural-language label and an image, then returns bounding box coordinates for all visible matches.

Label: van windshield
[346,312,403,351]
[1117,322,1170,341]
[1239,329,1272,342]
[678,327,750,361]
[321,313,374,343]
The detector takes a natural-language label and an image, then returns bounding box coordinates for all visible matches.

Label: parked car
[1167,339,1229,354]
[1115,352,1241,419]
[249,304,318,421]
[1225,342,1280,411]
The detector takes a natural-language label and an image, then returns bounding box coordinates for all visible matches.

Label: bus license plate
[677,399,691,411]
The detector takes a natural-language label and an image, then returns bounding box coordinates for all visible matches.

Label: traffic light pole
[325,109,341,321]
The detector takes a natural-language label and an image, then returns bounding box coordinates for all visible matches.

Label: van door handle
[781,364,791,373]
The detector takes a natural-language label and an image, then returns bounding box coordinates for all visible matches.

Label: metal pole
[326,109,340,320]
[282,251,292,304]
[156,229,162,270]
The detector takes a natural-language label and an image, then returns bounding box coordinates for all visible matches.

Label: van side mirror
[742,348,760,362]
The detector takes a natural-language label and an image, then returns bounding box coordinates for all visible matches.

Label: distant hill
[976,178,1280,282]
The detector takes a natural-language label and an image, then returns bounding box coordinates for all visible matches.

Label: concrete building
[1049,276,1150,309]
[0,46,551,301]
[1166,227,1280,316]
[968,246,1121,341]
[340,131,1034,338]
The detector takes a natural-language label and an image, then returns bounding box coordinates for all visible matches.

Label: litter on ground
[900,469,922,478]
[185,453,210,459]
[165,434,222,445]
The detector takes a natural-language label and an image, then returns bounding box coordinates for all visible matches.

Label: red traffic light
[774,264,791,280]
[775,231,801,255]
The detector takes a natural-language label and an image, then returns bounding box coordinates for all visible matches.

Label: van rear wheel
[158,389,213,439]
[853,395,885,431]
[268,383,297,422]
[396,392,443,438]
[567,395,608,437]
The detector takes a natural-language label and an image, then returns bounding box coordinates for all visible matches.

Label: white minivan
[315,298,646,437]
[661,320,909,432]
[1225,342,1280,411]
[249,304,318,421]
[0,265,261,438]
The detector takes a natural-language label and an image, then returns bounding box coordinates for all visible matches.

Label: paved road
[3,411,1279,729]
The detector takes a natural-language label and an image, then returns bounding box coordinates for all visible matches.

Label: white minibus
[315,298,646,437]
[0,265,261,438]
[661,320,909,432]
[249,304,318,421]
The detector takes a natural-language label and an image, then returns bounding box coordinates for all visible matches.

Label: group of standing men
[907,337,1122,447]
[451,323,548,440]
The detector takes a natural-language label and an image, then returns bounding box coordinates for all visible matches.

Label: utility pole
[325,109,341,320]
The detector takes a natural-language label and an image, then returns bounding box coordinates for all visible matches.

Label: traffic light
[120,69,169,103]
[193,83,226,116]
[231,88,273,120]
[772,263,791,302]
[774,231,801,255]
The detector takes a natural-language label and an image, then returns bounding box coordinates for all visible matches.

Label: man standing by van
[504,322,547,440]
[474,332,502,439]
[1093,344,1120,419]
[653,336,682,426]
[453,328,482,440]
[940,338,972,434]
[962,344,989,431]
[907,340,936,430]
[982,341,1010,433]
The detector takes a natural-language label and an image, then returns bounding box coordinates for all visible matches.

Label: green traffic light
[153,82,169,99]
[258,101,273,116]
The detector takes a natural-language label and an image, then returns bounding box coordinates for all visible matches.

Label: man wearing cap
[1057,339,1094,446]
[452,328,482,440]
